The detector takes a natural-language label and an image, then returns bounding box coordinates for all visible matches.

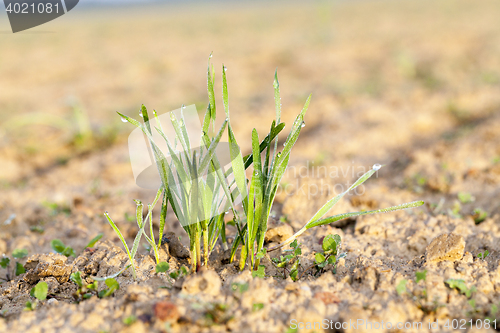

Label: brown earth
[1,1,500,332]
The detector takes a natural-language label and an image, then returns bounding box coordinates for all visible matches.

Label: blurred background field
[1,0,500,182]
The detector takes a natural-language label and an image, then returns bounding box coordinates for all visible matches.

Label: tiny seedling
[311,234,344,276]
[155,261,188,286]
[25,281,48,311]
[445,279,476,298]
[270,239,302,280]
[123,315,137,326]
[289,234,345,281]
[251,264,266,279]
[203,302,232,326]
[230,282,249,295]
[42,201,71,216]
[168,266,189,280]
[51,239,76,257]
[98,278,120,298]
[458,192,475,204]
[0,248,28,282]
[85,234,103,249]
[29,225,45,234]
[105,188,163,279]
[448,201,463,219]
[477,250,489,260]
[411,270,443,314]
[156,262,170,273]
[252,303,264,312]
[70,271,99,302]
[415,270,427,283]
[472,208,488,224]
[396,279,408,296]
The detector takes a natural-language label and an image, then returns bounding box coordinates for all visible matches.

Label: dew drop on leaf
[120,117,127,123]
[372,164,382,171]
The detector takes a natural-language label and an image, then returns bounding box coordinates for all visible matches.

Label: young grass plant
[110,57,423,278]
[105,188,162,279]
[115,67,232,273]
[225,68,424,273]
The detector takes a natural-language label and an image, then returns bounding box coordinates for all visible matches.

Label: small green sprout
[25,281,48,311]
[458,192,475,204]
[251,265,266,279]
[12,248,28,259]
[29,225,45,234]
[98,278,120,298]
[396,279,408,296]
[252,303,264,312]
[85,234,103,249]
[71,271,99,302]
[30,281,48,301]
[123,315,137,326]
[279,215,289,223]
[110,58,423,276]
[445,279,476,298]
[230,282,249,294]
[15,262,25,276]
[448,201,462,219]
[42,201,71,216]
[105,188,163,279]
[472,208,488,224]
[477,250,489,260]
[203,302,232,326]
[51,239,76,257]
[415,270,427,283]
[270,240,301,280]
[169,266,189,280]
[312,234,343,275]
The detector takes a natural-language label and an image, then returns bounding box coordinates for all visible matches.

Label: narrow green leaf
[85,234,103,249]
[104,212,136,279]
[222,64,229,118]
[91,264,131,281]
[273,69,281,123]
[307,201,425,229]
[307,166,382,226]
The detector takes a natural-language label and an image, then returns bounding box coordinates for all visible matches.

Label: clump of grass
[477,250,489,260]
[109,57,423,277]
[105,189,163,279]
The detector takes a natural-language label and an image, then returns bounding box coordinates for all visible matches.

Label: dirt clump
[425,233,466,263]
